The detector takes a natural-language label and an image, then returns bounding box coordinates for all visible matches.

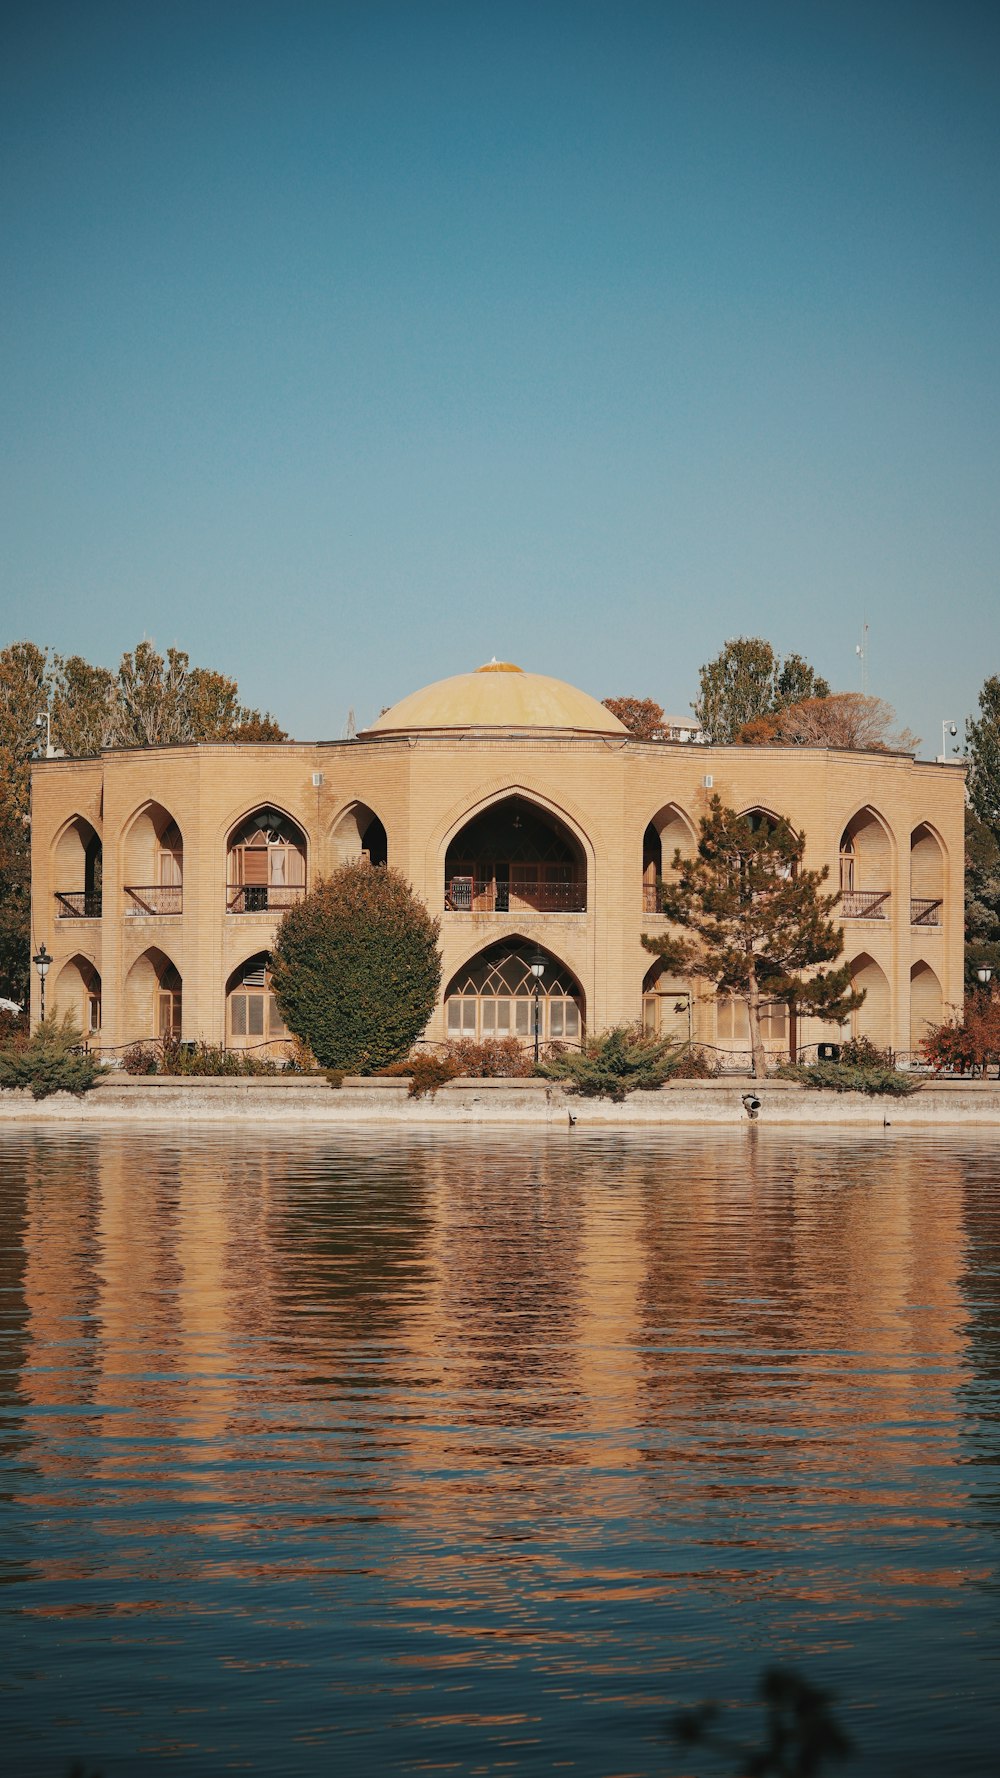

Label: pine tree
[642,797,861,1078]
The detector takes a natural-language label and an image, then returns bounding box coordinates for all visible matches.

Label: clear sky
[1,0,997,752]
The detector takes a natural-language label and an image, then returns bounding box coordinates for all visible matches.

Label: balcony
[841,889,890,920]
[227,884,307,915]
[445,875,586,915]
[643,883,664,913]
[56,891,102,919]
[911,897,942,927]
[125,885,183,916]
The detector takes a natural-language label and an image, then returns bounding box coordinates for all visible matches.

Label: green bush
[270,862,442,1073]
[0,1014,102,1100]
[775,1059,919,1097]
[540,1025,693,1102]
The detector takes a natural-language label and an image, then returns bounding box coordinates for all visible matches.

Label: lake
[1,1124,998,1775]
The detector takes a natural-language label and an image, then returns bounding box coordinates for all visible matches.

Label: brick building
[29,660,964,1061]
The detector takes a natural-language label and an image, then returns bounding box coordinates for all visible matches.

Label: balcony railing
[56,891,102,918]
[643,883,663,913]
[911,897,942,926]
[445,877,586,914]
[125,884,183,916]
[227,884,307,914]
[841,889,890,920]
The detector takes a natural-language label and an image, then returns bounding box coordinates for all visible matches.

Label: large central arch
[444,795,586,914]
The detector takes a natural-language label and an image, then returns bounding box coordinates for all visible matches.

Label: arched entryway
[849,952,891,1050]
[910,961,943,1051]
[227,808,307,914]
[444,940,584,1047]
[226,953,289,1049]
[52,955,101,1037]
[123,947,182,1042]
[122,802,183,916]
[445,796,586,914]
[53,816,102,919]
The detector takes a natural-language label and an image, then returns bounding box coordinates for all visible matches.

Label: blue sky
[1,0,997,751]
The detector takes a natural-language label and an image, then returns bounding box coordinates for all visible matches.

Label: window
[228,955,288,1045]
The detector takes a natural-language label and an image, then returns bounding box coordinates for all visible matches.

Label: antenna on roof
[855,619,869,696]
[344,708,356,740]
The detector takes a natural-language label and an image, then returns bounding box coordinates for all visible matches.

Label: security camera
[35,714,43,728]
[742,1092,762,1119]
[948,723,958,737]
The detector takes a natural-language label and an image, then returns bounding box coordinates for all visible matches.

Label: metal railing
[840,889,890,919]
[124,884,183,916]
[55,891,102,918]
[910,897,942,926]
[643,883,664,913]
[226,884,307,914]
[445,877,586,914]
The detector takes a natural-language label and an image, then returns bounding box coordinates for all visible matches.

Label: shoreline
[2,1073,1000,1125]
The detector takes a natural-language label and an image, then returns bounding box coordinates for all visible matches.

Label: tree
[967,675,1000,832]
[540,1025,694,1101]
[50,655,118,756]
[0,644,49,1001]
[642,797,861,1078]
[113,642,287,746]
[601,696,666,739]
[694,638,830,743]
[738,692,918,752]
[965,809,1000,987]
[270,862,442,1073]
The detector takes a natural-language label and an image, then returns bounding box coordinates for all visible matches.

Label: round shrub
[270,863,442,1073]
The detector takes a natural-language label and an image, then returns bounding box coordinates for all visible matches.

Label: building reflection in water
[1,1123,991,1769]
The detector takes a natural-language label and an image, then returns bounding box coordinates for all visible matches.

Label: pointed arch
[443,793,587,915]
[225,805,307,914]
[910,961,943,1050]
[121,799,183,916]
[838,805,895,919]
[848,951,891,1050]
[910,823,946,926]
[641,958,693,1041]
[123,945,182,1043]
[443,936,585,1046]
[331,801,388,866]
[642,802,697,911]
[52,953,102,1036]
[52,814,102,919]
[225,951,288,1049]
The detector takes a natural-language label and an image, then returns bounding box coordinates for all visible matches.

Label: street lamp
[977,966,993,985]
[33,943,52,1022]
[529,950,546,1064]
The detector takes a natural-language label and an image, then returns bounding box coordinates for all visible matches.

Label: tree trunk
[746,963,768,1080]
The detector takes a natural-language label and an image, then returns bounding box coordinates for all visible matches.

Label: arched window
[227,954,288,1047]
[444,942,584,1045]
[839,810,892,919]
[158,965,182,1040]
[445,797,586,914]
[53,956,102,1035]
[227,809,306,914]
[910,825,944,926]
[123,948,181,1043]
[642,961,692,1040]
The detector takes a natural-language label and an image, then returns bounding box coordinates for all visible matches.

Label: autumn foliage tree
[738,692,918,752]
[601,696,666,739]
[270,862,442,1073]
[642,797,861,1078]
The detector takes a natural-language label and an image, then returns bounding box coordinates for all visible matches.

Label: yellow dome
[364,662,628,738]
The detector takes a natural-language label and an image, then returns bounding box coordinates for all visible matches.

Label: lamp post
[33,943,51,1023]
[977,966,993,986]
[529,951,545,1064]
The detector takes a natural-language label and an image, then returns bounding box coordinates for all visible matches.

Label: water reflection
[1,1126,998,1775]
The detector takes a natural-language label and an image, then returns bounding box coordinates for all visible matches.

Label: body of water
[1,1124,998,1775]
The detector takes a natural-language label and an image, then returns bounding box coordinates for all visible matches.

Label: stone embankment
[2,1074,1000,1125]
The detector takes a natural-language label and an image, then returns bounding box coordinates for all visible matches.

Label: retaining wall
[2,1074,1000,1125]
